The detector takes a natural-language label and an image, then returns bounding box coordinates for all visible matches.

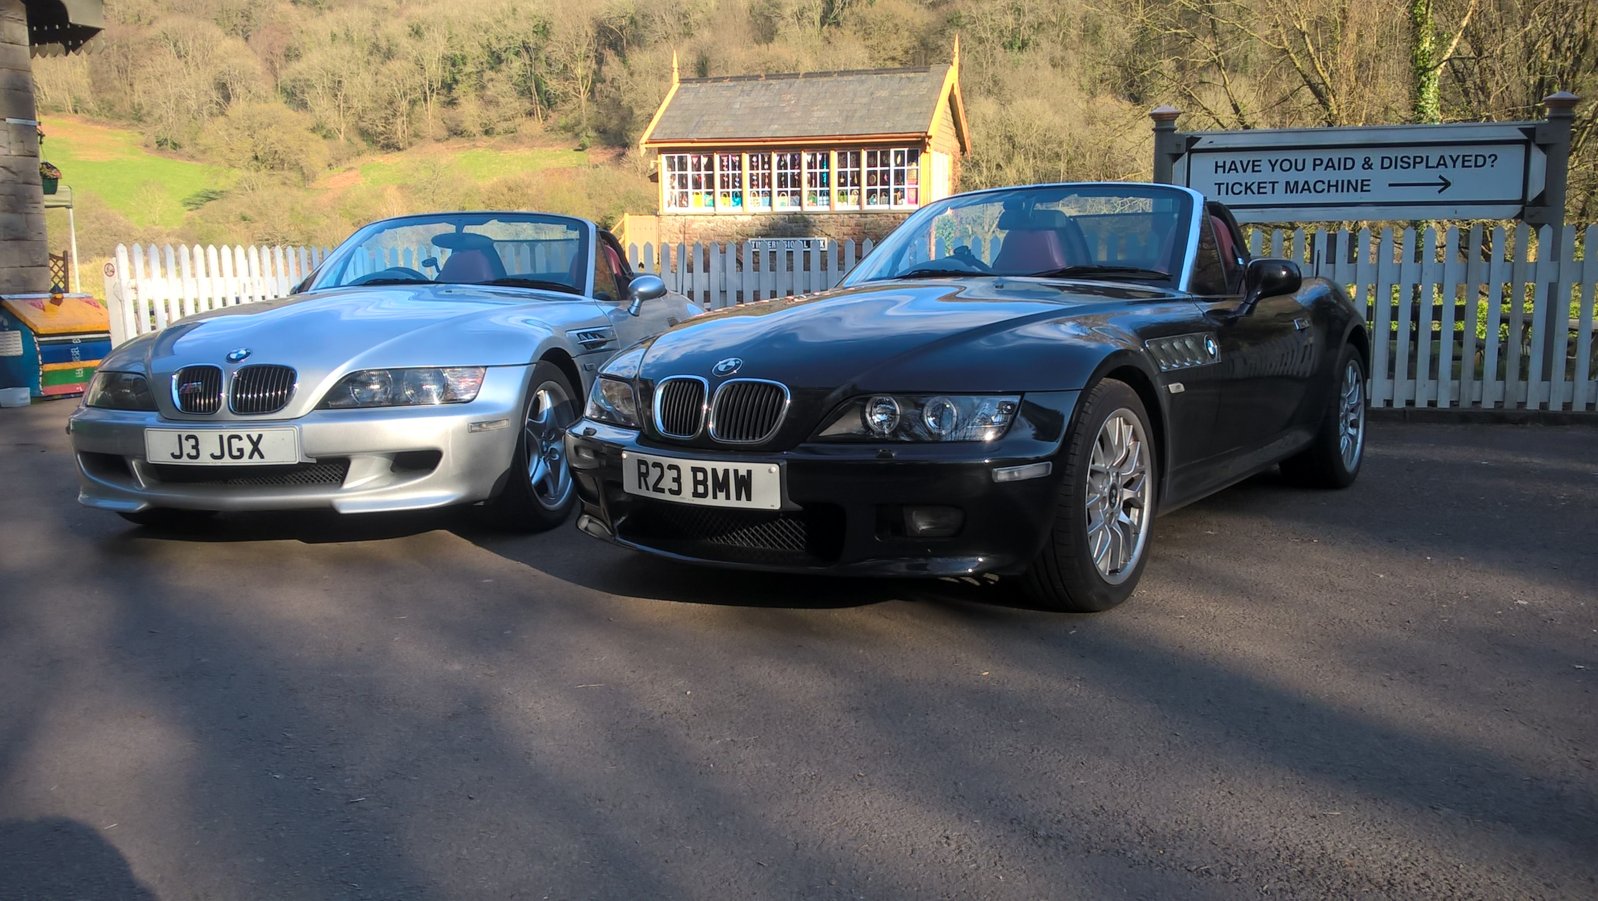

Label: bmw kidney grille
[654,376,708,438]
[173,365,224,414]
[708,380,789,444]
[230,364,298,415]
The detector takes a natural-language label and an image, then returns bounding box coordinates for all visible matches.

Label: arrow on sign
[1387,175,1453,193]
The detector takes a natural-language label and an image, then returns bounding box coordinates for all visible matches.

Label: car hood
[105,283,599,376]
[640,277,1173,393]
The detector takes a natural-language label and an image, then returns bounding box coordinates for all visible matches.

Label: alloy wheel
[525,380,576,511]
[1085,409,1152,585]
[1338,360,1365,471]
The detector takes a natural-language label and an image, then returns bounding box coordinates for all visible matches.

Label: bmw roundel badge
[226,347,252,363]
[712,357,743,377]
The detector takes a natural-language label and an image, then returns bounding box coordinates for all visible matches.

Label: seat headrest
[997,207,1073,231]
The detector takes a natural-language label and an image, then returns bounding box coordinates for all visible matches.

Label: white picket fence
[106,228,1597,412]
[107,243,331,345]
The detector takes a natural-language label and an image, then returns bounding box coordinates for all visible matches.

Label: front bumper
[565,391,1079,577]
[67,367,528,515]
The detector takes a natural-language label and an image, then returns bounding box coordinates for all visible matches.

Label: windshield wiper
[1027,265,1171,280]
[478,277,581,294]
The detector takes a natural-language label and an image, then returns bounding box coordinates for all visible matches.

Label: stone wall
[619,211,910,251]
[0,0,47,295]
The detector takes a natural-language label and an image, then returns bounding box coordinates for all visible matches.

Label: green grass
[355,147,588,188]
[41,118,237,228]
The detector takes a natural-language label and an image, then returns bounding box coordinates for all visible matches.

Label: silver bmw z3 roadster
[69,211,699,531]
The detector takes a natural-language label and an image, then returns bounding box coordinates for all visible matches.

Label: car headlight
[817,394,1020,442]
[585,377,640,428]
[85,371,157,411]
[581,343,647,428]
[320,367,485,408]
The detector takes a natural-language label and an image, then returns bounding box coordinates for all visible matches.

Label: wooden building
[622,44,970,248]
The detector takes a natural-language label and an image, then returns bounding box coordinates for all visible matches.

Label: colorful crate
[0,293,112,400]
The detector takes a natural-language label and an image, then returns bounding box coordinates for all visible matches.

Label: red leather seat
[993,229,1067,273]
[438,248,506,283]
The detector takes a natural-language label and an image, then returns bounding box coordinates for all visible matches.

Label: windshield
[842,184,1194,287]
[310,212,591,294]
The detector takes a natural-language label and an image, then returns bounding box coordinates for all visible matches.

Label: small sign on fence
[748,238,830,251]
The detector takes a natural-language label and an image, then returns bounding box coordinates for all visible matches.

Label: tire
[481,360,579,532]
[1021,379,1157,612]
[116,508,216,529]
[1280,343,1366,489]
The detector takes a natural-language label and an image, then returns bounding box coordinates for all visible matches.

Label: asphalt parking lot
[0,399,1594,900]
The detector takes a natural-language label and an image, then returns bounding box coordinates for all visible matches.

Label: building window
[774,152,802,211]
[864,149,891,209]
[716,153,743,210]
[664,153,716,211]
[891,147,920,208]
[664,154,688,210]
[804,152,831,209]
[836,150,862,209]
[689,153,715,209]
[662,147,923,214]
[747,154,772,210]
[862,148,920,209]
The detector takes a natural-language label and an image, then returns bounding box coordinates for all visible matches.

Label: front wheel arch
[538,347,585,401]
[1098,363,1167,510]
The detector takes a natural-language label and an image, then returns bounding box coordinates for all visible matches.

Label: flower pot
[41,176,58,195]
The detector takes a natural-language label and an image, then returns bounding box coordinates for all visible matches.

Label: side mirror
[626,274,668,317]
[1242,258,1301,311]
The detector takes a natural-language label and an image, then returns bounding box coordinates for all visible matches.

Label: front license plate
[144,428,299,466]
[622,451,782,510]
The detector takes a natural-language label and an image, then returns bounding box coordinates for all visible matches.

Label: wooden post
[1149,106,1183,184]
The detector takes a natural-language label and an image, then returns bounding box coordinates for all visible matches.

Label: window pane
[717,153,744,210]
[836,150,861,209]
[689,153,714,210]
[804,152,831,209]
[864,149,892,209]
[775,152,801,211]
[748,154,772,210]
[665,154,689,211]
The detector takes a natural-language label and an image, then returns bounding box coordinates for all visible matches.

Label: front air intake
[230,364,297,415]
[173,365,223,414]
[654,376,708,438]
[709,379,789,444]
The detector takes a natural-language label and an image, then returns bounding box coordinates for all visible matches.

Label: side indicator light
[992,461,1052,483]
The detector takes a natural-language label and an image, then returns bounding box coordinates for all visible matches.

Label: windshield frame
[307,211,597,296]
[840,183,1204,292]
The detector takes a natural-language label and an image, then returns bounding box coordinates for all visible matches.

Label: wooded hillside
[30,0,1597,255]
